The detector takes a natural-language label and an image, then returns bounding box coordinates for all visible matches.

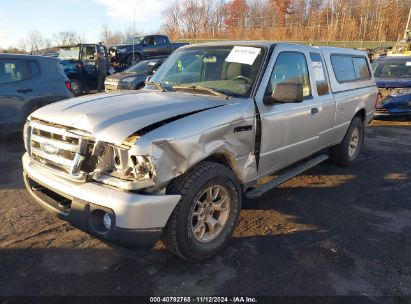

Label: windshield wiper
[146,81,167,92]
[172,85,230,100]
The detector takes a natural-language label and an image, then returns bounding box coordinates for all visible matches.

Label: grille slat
[28,120,92,180]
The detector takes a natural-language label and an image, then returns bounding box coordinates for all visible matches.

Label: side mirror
[264,82,304,105]
[145,75,153,85]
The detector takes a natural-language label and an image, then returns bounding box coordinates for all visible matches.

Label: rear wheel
[330,116,364,166]
[126,54,142,67]
[70,79,84,97]
[162,162,241,261]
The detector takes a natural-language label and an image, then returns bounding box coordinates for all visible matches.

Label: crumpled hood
[376,78,411,88]
[30,91,227,145]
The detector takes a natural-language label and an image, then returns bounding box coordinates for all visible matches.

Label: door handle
[17,88,33,93]
[311,107,319,115]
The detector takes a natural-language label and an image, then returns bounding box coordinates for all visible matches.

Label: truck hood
[30,91,227,145]
[375,78,411,88]
[110,44,140,50]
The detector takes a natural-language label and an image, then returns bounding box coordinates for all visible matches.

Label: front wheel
[330,116,364,166]
[162,162,242,261]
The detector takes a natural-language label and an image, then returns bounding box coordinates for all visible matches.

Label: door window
[267,52,311,98]
[156,36,167,45]
[81,45,97,61]
[143,36,155,46]
[0,60,23,84]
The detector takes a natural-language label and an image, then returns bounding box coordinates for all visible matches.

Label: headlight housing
[390,88,411,97]
[119,76,137,89]
[92,142,156,191]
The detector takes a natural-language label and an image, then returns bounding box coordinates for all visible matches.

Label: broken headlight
[93,142,156,191]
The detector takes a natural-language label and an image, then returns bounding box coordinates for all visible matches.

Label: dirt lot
[0,121,410,299]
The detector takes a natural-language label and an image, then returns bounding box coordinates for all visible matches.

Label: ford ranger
[22,42,377,261]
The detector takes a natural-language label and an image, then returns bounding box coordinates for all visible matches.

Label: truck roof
[0,53,60,63]
[182,41,368,56]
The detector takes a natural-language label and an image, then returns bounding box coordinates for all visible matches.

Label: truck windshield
[59,47,80,60]
[125,36,144,45]
[150,46,266,97]
[372,60,411,78]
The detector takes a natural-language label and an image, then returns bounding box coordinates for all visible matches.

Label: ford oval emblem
[40,142,59,155]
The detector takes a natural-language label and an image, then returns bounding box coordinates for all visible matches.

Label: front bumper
[22,153,180,248]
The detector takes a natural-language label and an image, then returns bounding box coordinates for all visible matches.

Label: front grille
[28,120,94,180]
[105,83,118,92]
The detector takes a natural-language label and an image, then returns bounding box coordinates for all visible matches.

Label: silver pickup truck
[22,42,377,261]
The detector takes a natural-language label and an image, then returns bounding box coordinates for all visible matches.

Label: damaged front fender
[130,99,258,190]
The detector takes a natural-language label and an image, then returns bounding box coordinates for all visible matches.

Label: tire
[330,116,364,166]
[126,54,141,67]
[70,79,84,97]
[162,161,242,262]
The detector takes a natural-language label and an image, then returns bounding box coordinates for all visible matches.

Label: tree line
[2,26,139,54]
[162,0,409,42]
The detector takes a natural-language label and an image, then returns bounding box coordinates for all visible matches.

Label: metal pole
[133,7,136,64]
[405,5,411,39]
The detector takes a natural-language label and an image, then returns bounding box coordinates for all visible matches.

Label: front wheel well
[354,108,366,123]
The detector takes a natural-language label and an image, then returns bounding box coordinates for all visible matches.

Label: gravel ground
[0,121,410,298]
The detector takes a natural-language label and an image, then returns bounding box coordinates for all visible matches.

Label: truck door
[81,44,99,88]
[255,45,328,176]
[155,36,172,57]
[142,36,157,59]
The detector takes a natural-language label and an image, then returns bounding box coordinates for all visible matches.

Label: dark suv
[59,43,109,96]
[0,54,71,132]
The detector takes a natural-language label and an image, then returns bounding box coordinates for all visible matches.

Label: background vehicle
[22,42,376,261]
[372,56,411,119]
[59,43,109,96]
[105,58,165,92]
[0,54,71,133]
[109,35,186,68]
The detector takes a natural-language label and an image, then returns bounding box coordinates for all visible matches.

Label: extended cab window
[331,55,370,82]
[0,60,23,84]
[309,52,329,96]
[267,52,311,98]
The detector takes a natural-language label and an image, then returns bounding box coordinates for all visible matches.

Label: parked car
[105,58,166,92]
[372,56,411,120]
[22,42,376,261]
[109,35,186,68]
[0,54,71,133]
[59,43,109,96]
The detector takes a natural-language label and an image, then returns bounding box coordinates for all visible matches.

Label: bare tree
[52,31,80,46]
[27,30,44,54]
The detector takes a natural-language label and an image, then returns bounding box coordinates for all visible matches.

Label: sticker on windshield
[406,62,411,66]
[311,62,325,81]
[225,46,260,65]
[203,56,217,63]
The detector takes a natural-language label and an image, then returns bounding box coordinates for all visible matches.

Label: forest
[162,0,410,42]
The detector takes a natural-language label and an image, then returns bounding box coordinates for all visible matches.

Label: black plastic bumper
[23,171,162,249]
[374,111,411,120]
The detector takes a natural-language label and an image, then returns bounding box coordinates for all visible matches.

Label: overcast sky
[0,0,170,48]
